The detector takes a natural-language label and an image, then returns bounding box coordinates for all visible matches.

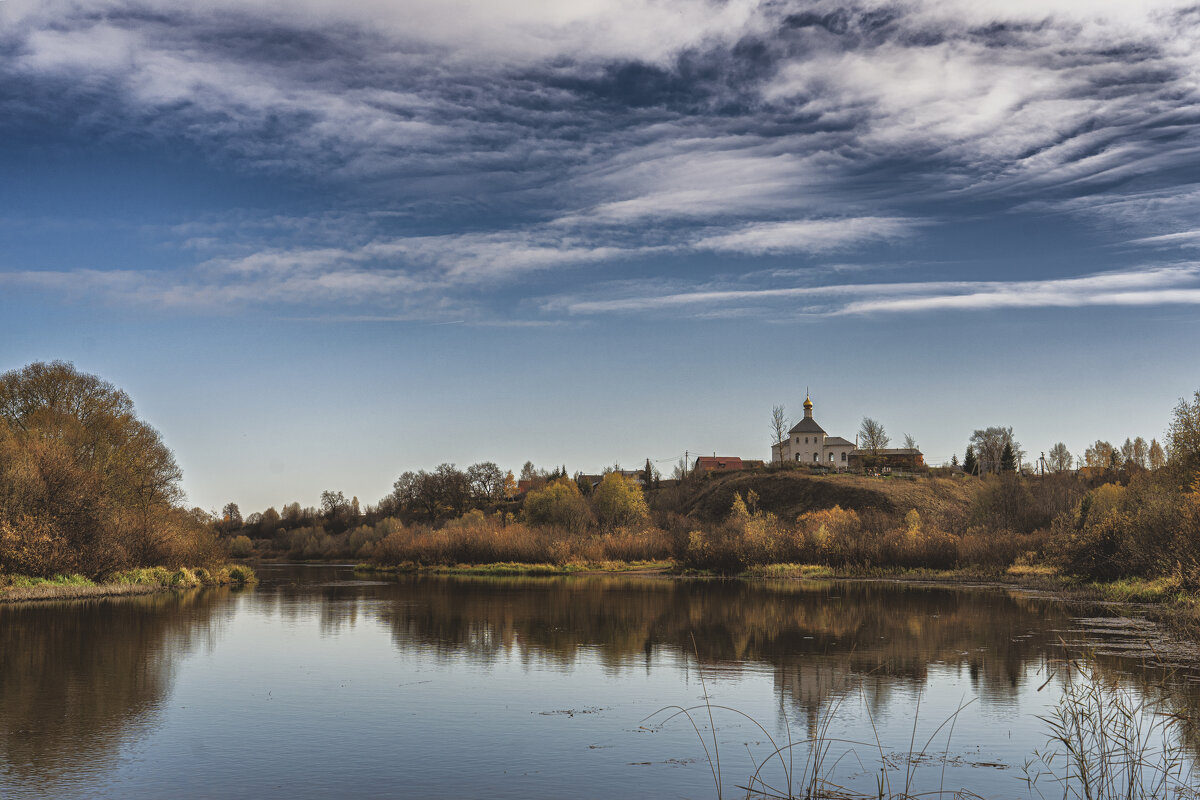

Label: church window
[812,453,818,462]
[841,452,847,462]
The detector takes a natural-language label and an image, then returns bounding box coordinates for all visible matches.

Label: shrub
[522,478,593,532]
[592,473,650,530]
[229,535,254,558]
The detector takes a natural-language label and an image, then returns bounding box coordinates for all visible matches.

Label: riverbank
[0,564,257,604]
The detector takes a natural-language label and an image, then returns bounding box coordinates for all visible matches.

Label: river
[1,564,1197,799]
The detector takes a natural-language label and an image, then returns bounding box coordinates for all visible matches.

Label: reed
[650,652,1198,799]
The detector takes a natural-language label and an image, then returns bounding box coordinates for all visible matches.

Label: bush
[592,473,650,529]
[522,478,593,532]
[229,535,254,558]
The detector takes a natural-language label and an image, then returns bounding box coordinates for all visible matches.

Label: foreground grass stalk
[653,652,1197,800]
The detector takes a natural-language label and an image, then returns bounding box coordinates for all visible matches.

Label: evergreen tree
[963,446,978,475]
[950,453,959,468]
[1000,441,1016,472]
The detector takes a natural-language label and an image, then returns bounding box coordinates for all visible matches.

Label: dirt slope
[668,470,976,524]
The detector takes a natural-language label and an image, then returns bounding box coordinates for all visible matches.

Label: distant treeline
[212,388,1200,584]
[6,360,1198,586]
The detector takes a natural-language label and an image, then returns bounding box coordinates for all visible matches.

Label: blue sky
[2,0,1199,513]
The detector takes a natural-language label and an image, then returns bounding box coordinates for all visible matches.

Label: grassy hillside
[662,470,978,524]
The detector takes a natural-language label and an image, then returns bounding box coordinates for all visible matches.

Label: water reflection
[1,567,1197,800]
[0,590,234,795]
[368,574,1200,748]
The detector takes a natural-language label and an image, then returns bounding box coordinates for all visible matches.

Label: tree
[522,477,592,532]
[950,453,959,468]
[1083,440,1116,470]
[770,405,790,458]
[1000,441,1016,473]
[0,361,214,577]
[963,445,978,476]
[592,472,650,529]
[903,433,918,451]
[1131,437,1149,469]
[1167,390,1200,479]
[466,461,506,503]
[222,502,243,529]
[260,506,281,535]
[859,417,889,454]
[1047,442,1073,472]
[320,490,348,518]
[969,427,1020,475]
[1149,439,1166,471]
[641,458,660,488]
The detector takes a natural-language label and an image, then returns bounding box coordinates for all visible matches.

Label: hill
[660,470,977,524]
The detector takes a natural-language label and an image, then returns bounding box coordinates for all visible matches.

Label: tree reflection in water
[0,590,232,794]
[369,575,1200,752]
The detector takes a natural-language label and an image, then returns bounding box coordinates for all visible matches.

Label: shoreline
[0,564,257,605]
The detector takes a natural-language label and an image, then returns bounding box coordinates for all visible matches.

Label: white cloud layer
[552,264,1200,317]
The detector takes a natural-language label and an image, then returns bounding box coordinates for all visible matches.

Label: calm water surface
[1,565,1197,799]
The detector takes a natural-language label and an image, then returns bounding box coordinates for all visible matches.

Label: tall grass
[1024,657,1199,800]
[369,513,672,566]
[651,653,1199,800]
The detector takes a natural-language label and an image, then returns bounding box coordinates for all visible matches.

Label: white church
[770,394,857,468]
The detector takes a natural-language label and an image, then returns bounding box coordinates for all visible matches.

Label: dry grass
[369,515,672,566]
[0,563,255,604]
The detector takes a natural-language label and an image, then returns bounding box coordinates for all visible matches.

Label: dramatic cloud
[3,0,1200,318]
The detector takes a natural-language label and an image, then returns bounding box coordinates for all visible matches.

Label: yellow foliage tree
[592,473,650,529]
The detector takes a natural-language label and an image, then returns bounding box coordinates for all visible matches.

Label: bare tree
[859,418,889,454]
[467,461,506,502]
[969,426,1021,475]
[1047,442,1073,472]
[902,433,918,451]
[770,405,790,459]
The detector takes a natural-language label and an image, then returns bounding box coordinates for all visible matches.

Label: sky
[3,0,1200,514]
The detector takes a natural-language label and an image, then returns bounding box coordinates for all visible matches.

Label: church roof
[788,417,826,435]
[824,436,854,447]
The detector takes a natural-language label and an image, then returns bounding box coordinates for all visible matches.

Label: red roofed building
[693,456,746,473]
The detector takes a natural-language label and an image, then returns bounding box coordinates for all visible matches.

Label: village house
[692,456,766,474]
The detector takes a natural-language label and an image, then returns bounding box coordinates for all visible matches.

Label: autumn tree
[1083,440,1116,470]
[222,502,243,530]
[592,472,650,529]
[0,361,217,577]
[522,477,592,533]
[1168,389,1200,482]
[858,418,889,454]
[1047,442,1073,472]
[1149,439,1167,471]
